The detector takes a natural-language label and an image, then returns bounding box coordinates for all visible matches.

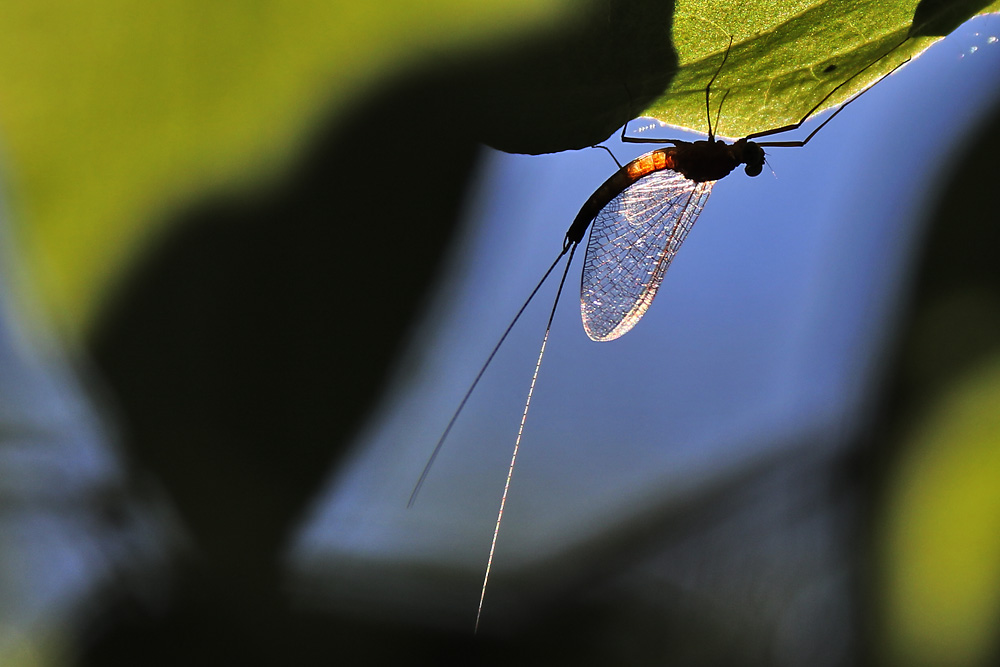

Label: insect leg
[592,143,623,169]
[754,55,911,148]
[749,35,913,144]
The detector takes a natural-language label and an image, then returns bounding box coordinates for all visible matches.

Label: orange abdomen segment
[566,149,678,244]
[626,149,676,179]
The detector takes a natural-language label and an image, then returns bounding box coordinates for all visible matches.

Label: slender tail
[475,244,578,634]
[407,247,571,508]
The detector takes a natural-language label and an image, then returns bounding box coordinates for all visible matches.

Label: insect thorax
[673,138,765,182]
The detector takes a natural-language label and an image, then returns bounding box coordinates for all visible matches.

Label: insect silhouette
[409,38,910,633]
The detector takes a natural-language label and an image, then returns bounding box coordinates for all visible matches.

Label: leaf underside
[642,0,999,139]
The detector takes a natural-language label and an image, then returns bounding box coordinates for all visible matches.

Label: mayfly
[410,38,909,633]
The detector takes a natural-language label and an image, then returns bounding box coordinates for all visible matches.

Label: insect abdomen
[566,149,677,245]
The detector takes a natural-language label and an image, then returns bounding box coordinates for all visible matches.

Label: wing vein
[580,170,714,341]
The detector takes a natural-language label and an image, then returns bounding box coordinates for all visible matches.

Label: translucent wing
[580,170,714,341]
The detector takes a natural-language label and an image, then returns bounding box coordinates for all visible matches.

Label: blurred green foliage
[0,0,995,338]
[876,92,1000,667]
[882,355,1000,665]
[0,1,570,336]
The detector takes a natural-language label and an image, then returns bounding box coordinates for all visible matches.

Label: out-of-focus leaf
[0,1,571,336]
[460,0,680,155]
[880,354,1000,666]
[876,81,1000,667]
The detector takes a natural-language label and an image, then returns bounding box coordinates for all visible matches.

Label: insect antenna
[475,242,579,634]
[407,246,572,508]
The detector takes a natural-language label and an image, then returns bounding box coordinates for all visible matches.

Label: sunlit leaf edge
[641,0,998,138]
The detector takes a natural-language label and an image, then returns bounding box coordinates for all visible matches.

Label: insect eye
[741,142,765,177]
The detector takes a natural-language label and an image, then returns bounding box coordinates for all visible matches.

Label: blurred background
[0,2,999,666]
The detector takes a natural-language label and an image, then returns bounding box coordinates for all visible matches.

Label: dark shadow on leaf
[909,0,996,37]
[85,68,482,665]
[462,0,678,154]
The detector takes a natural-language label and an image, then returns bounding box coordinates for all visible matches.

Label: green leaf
[0,0,572,337]
[642,0,1000,139]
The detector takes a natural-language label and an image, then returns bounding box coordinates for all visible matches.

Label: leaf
[457,0,681,154]
[471,0,997,152]
[882,354,1000,664]
[0,0,995,337]
[0,0,572,337]
[875,77,1000,667]
[641,0,1000,139]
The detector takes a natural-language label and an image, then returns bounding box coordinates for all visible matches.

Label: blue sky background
[293,16,1000,626]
